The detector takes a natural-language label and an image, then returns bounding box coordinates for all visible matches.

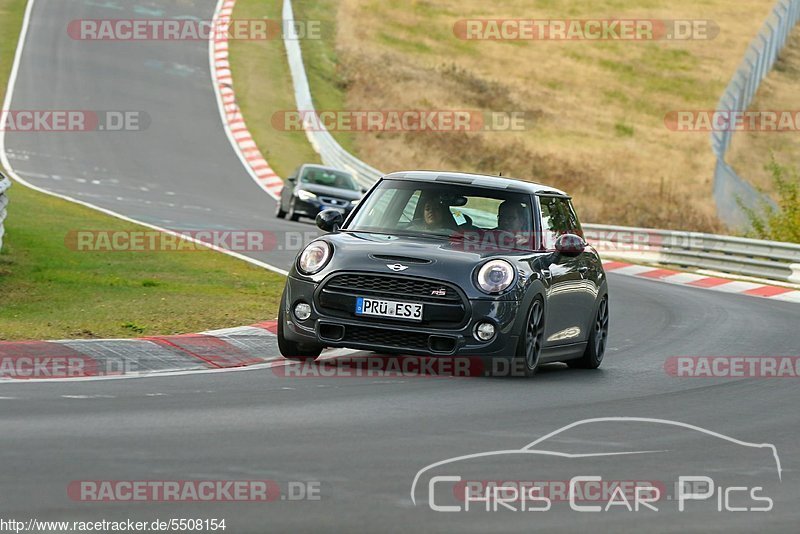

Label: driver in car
[497,200,532,248]
[408,196,456,234]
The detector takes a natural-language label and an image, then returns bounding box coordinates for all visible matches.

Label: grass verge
[228,0,357,170]
[0,0,284,341]
[228,0,322,176]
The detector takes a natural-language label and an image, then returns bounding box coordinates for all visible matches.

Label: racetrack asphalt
[2,0,310,270]
[1,0,799,532]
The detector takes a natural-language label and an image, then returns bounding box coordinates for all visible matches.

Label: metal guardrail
[584,223,800,284]
[282,0,382,188]
[711,0,800,227]
[0,173,10,251]
[282,0,800,285]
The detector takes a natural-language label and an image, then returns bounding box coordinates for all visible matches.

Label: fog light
[474,322,496,342]
[294,302,312,321]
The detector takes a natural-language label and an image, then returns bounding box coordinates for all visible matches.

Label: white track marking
[0,0,288,277]
[660,272,706,284]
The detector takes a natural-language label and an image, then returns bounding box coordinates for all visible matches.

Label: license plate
[355,297,423,321]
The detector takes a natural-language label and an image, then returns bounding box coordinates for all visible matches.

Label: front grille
[320,197,349,207]
[316,273,468,327]
[324,273,461,302]
[341,324,431,351]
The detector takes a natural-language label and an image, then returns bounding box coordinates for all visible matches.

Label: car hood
[302,231,544,296]
[298,183,362,200]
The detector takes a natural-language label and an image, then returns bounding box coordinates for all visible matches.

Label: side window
[539,196,578,249]
[566,200,583,238]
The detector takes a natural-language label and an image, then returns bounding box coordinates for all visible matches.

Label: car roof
[381,170,568,196]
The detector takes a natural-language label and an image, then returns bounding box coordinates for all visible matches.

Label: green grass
[0,186,284,341]
[614,122,635,137]
[228,0,361,164]
[227,0,321,177]
[377,32,432,54]
[0,0,26,88]
[228,0,355,165]
[0,0,284,341]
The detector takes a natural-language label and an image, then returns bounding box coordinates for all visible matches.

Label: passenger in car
[497,200,532,248]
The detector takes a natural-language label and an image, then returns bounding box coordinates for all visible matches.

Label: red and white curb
[603,260,800,303]
[0,322,283,381]
[4,260,798,381]
[211,0,284,200]
[0,321,361,382]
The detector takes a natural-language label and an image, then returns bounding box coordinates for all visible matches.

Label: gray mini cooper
[277,171,608,377]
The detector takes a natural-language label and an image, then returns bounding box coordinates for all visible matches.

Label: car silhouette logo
[387,263,409,272]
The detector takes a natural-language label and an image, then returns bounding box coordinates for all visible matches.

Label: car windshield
[345,179,535,250]
[300,167,359,191]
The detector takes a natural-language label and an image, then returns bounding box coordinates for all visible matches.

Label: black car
[277,171,609,377]
[276,164,363,221]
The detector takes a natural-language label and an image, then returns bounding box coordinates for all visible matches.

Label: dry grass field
[322,0,789,231]
[228,0,797,232]
[727,25,800,194]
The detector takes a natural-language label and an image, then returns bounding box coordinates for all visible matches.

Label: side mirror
[361,187,368,194]
[554,233,585,257]
[316,209,344,233]
[287,176,296,183]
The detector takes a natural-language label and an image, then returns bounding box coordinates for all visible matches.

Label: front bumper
[281,275,520,358]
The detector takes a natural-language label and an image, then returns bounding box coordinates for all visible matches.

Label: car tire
[277,294,323,361]
[275,199,287,219]
[511,296,545,378]
[288,199,300,222]
[568,295,608,370]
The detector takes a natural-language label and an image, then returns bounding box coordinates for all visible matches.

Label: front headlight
[297,190,317,201]
[298,241,332,275]
[476,259,515,294]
